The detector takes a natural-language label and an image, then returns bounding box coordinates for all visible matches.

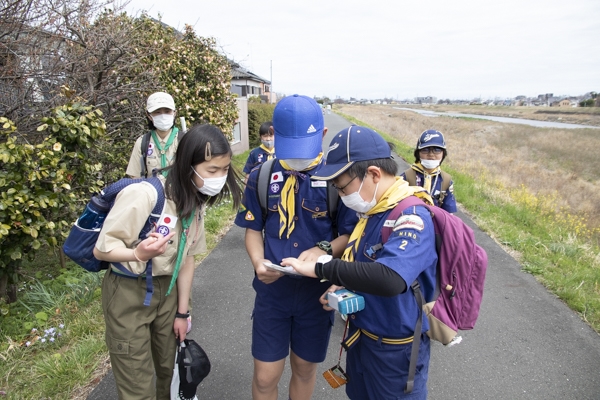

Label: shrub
[248,103,275,148]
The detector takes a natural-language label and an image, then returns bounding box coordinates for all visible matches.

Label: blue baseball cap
[312,125,392,181]
[273,94,324,159]
[417,129,446,149]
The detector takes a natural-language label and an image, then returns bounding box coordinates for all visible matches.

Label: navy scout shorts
[251,275,334,363]
[346,332,430,400]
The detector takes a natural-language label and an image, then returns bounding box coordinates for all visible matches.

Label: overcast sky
[125,0,599,100]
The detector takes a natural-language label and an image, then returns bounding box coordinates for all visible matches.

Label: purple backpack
[381,196,488,393]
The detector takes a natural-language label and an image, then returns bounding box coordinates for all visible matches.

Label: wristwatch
[315,254,333,281]
[316,240,332,255]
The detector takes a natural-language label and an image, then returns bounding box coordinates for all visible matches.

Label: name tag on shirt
[311,181,327,188]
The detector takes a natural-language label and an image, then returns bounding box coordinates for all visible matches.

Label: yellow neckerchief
[342,177,433,262]
[259,144,275,160]
[277,153,324,239]
[412,162,441,194]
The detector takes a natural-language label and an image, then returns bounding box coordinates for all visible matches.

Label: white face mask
[282,158,315,171]
[191,167,227,196]
[340,178,379,214]
[152,114,175,131]
[261,140,274,149]
[421,159,441,170]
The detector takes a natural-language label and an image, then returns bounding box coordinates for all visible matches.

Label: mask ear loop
[205,142,212,161]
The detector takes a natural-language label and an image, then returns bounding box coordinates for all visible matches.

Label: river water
[393,107,600,129]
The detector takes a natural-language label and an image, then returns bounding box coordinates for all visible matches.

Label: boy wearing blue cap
[401,129,457,213]
[283,125,436,399]
[235,95,357,400]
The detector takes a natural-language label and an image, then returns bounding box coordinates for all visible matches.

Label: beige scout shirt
[126,131,179,178]
[95,178,206,276]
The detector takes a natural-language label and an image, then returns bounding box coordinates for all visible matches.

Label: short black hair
[259,121,273,136]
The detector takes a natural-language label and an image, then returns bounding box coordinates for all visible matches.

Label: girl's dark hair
[413,147,447,164]
[164,124,243,219]
[146,114,157,131]
[345,142,397,178]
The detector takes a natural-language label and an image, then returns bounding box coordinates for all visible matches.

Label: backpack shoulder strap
[140,132,152,178]
[177,127,186,140]
[381,196,430,243]
[403,168,417,186]
[257,159,275,222]
[440,170,451,193]
[326,182,339,237]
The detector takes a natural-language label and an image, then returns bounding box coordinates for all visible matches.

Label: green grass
[0,150,250,399]
[338,111,600,332]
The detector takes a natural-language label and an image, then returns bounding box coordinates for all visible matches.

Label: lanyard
[166,210,195,296]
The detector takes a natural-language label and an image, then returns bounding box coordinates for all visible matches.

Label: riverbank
[398,103,600,127]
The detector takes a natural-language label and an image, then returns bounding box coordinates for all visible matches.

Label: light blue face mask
[261,140,274,149]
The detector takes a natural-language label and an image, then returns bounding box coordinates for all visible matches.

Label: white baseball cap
[147,92,176,113]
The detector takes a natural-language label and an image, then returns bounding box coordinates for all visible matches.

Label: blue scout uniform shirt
[400,170,457,213]
[235,160,357,263]
[243,146,274,174]
[351,205,437,338]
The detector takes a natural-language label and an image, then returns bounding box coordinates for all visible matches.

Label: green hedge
[248,103,275,148]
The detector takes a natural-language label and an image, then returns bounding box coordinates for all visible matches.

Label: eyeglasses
[330,175,357,195]
[419,147,443,155]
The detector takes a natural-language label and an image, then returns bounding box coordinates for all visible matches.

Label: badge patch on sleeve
[156,214,177,237]
[393,214,425,231]
[158,214,177,229]
[245,211,255,221]
[270,172,284,183]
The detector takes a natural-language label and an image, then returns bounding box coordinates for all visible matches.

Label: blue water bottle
[77,196,110,230]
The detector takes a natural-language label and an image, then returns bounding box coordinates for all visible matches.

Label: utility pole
[270,60,273,104]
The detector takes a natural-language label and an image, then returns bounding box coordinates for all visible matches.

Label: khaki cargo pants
[102,269,178,400]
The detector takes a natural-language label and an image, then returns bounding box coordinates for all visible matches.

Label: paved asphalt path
[88,113,600,399]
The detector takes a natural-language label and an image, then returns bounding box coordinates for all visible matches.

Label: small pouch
[323,364,348,389]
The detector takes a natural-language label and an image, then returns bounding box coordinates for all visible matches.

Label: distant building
[551,99,571,107]
[229,61,272,104]
[414,96,437,104]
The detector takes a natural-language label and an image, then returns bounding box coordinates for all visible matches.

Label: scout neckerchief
[277,153,324,239]
[259,144,275,160]
[342,177,433,262]
[151,127,179,176]
[411,162,441,195]
[166,209,195,296]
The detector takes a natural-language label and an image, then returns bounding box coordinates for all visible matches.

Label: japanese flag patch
[393,214,425,231]
[156,214,177,236]
[270,172,284,183]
